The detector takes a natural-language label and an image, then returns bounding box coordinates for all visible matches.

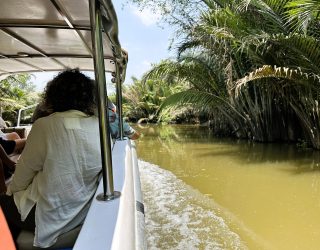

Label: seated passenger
[2,68,102,248]
[0,119,26,155]
[33,97,140,140]
[108,100,140,140]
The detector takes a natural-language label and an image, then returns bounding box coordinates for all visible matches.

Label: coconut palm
[139,0,320,148]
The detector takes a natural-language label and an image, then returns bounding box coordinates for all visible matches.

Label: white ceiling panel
[0,0,126,77]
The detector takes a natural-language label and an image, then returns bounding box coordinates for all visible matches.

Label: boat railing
[0,0,145,248]
[89,0,125,201]
[16,103,38,127]
[99,0,126,140]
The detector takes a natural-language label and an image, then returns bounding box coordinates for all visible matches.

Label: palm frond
[0,98,24,108]
[238,32,320,74]
[202,0,224,8]
[236,0,288,33]
[144,57,224,95]
[273,33,320,72]
[159,89,247,122]
[235,65,320,96]
[159,89,227,111]
[285,0,320,33]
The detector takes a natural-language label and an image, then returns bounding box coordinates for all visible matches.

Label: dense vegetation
[0,74,39,126]
[121,76,206,123]
[127,0,320,149]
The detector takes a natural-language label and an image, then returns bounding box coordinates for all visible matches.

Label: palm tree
[122,76,185,122]
[141,0,320,148]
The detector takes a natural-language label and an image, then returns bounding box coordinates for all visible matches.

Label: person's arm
[128,130,140,140]
[8,121,46,194]
[123,120,140,140]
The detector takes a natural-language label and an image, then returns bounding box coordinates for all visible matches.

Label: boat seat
[16,225,82,250]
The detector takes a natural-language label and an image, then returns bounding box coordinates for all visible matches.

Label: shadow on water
[134,124,320,175]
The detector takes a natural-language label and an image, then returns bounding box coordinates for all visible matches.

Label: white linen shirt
[7,110,102,248]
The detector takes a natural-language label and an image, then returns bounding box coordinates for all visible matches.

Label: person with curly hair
[33,89,140,141]
[1,68,102,248]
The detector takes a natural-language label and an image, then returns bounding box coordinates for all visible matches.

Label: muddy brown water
[134,124,320,250]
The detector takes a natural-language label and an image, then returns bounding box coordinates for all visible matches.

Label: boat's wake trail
[138,160,247,250]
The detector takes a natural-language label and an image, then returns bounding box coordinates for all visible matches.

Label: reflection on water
[135,124,320,250]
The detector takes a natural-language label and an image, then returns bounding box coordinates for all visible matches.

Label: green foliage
[125,0,208,28]
[285,0,320,33]
[122,76,185,122]
[128,0,320,149]
[0,74,39,125]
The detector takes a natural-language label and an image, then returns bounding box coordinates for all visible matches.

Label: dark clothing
[0,138,15,155]
[0,195,35,239]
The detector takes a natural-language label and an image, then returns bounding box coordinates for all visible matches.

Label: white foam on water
[138,160,248,250]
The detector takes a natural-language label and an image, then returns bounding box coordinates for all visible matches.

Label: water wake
[138,160,247,250]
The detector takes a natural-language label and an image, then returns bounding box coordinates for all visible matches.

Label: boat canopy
[0,0,127,79]
[0,3,146,249]
[0,0,127,200]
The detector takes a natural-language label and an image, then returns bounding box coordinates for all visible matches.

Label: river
[134,124,320,250]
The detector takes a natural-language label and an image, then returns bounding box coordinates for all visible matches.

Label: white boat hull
[74,139,146,250]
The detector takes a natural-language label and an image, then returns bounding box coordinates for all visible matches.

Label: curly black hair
[43,68,96,115]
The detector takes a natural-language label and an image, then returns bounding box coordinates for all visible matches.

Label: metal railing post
[115,62,124,140]
[89,0,120,201]
[99,0,125,140]
[17,109,22,127]
[17,103,38,127]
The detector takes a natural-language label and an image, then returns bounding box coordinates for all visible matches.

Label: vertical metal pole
[115,62,124,140]
[89,0,120,201]
[17,109,22,127]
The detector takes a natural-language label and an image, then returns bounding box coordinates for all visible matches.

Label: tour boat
[0,0,146,249]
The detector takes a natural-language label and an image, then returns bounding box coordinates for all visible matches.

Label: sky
[33,1,174,92]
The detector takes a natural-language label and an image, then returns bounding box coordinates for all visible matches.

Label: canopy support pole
[115,61,124,140]
[89,0,120,201]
